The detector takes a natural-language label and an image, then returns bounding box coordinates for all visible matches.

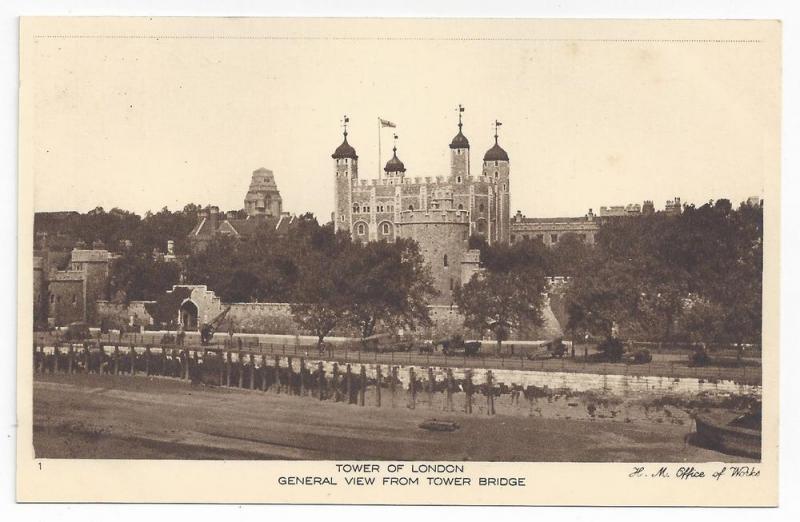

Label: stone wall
[96,300,154,328]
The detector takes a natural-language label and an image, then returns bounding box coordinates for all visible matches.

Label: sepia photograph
[15,16,781,505]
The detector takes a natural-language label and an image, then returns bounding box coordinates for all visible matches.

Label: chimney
[209,206,219,230]
[198,207,209,221]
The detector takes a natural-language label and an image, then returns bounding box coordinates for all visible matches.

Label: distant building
[45,249,111,326]
[599,203,642,218]
[244,168,283,218]
[664,196,682,216]
[510,209,599,247]
[188,169,297,252]
[188,205,297,252]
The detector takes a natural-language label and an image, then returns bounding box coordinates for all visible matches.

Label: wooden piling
[287,357,294,395]
[130,345,136,376]
[237,352,244,388]
[299,358,306,396]
[486,370,495,415]
[249,353,256,389]
[261,355,268,391]
[53,346,60,374]
[464,369,473,414]
[359,365,366,406]
[446,369,454,412]
[345,364,353,404]
[317,362,325,400]
[390,366,398,407]
[427,367,434,408]
[408,367,416,410]
[161,347,167,376]
[332,363,340,401]
[113,346,120,375]
[183,349,190,381]
[145,347,151,376]
[226,351,232,387]
[274,356,281,394]
[375,365,382,407]
[67,345,74,374]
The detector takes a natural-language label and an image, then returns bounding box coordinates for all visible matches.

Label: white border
[3,1,799,520]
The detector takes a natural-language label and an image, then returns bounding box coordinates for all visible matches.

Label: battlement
[49,270,84,282]
[70,249,111,263]
[398,208,470,224]
[355,174,493,188]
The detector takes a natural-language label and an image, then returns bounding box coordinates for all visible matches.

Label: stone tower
[482,122,510,243]
[244,168,283,218]
[449,105,470,181]
[332,118,359,234]
[396,208,470,305]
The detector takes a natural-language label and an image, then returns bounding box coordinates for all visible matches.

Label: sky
[24,18,779,219]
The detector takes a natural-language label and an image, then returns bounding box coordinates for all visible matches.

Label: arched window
[495,171,499,178]
[353,204,360,213]
[457,176,462,183]
[49,294,54,304]
[443,254,449,267]
[479,203,485,212]
[457,203,464,210]
[357,223,365,235]
[408,204,414,211]
[381,222,390,235]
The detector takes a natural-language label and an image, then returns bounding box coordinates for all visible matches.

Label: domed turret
[332,130,358,160]
[449,124,470,150]
[384,146,406,174]
[483,120,509,162]
[483,139,509,162]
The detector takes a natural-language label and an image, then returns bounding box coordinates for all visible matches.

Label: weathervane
[456,104,465,128]
[342,114,349,136]
[494,120,503,143]
[393,133,398,151]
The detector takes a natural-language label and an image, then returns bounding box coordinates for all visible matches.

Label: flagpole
[377,118,382,180]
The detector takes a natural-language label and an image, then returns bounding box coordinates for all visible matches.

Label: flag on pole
[379,118,396,128]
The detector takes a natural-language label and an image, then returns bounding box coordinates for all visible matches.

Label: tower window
[457,176,462,183]
[495,171,499,178]
[495,161,498,166]
[551,234,558,243]
[458,204,464,210]
[510,234,516,243]
[449,278,454,291]
[503,183,506,190]
[50,294,54,304]
[382,223,390,235]
[357,223,365,235]
[353,204,360,213]
[479,203,485,212]
[408,205,414,211]
[443,254,448,267]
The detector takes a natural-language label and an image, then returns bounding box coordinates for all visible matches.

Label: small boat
[693,406,761,459]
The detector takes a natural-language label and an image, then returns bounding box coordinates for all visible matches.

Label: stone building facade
[244,167,283,218]
[510,210,601,247]
[333,114,511,246]
[332,112,509,301]
[44,249,111,326]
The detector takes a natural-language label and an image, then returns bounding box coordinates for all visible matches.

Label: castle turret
[449,105,470,181]
[482,121,510,243]
[384,136,406,179]
[333,116,358,234]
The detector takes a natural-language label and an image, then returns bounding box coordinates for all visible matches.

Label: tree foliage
[564,200,762,344]
[455,238,549,352]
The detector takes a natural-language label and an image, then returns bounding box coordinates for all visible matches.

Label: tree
[290,237,353,351]
[455,268,547,355]
[345,239,438,340]
[108,252,181,302]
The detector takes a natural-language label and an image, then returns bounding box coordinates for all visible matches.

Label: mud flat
[32,373,754,462]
